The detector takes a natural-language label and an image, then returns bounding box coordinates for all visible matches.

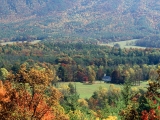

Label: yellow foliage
[78,98,88,107]
[108,85,121,94]
[105,116,117,120]
[52,104,69,120]
[131,87,139,93]
[58,84,70,94]
[0,68,8,80]
[109,84,114,88]
[68,110,85,120]
[8,64,55,86]
[90,110,97,117]
[112,87,121,94]
[147,79,152,84]
[96,117,100,120]
[97,87,108,97]
[96,116,117,120]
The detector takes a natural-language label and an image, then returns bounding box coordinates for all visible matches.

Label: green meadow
[99,39,146,49]
[57,81,149,98]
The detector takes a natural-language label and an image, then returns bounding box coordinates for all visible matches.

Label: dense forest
[0,41,160,83]
[0,41,160,119]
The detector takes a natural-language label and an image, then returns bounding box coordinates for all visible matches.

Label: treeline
[135,35,160,48]
[0,41,160,84]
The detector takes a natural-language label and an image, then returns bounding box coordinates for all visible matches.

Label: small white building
[102,75,111,83]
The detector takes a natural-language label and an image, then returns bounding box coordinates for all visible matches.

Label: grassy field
[57,81,149,99]
[99,39,146,49]
[0,40,41,45]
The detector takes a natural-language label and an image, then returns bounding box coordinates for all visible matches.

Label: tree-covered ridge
[0,0,76,17]
[1,0,160,43]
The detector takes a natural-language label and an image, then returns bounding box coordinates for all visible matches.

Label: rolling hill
[0,0,160,43]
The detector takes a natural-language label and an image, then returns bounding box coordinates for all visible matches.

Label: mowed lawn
[57,81,149,99]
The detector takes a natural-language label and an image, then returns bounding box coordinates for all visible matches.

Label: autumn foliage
[141,109,159,120]
[0,64,69,120]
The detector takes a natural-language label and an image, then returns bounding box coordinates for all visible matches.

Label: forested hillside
[0,0,76,17]
[1,0,160,45]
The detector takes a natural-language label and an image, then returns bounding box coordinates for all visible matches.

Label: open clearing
[0,40,41,45]
[57,81,149,98]
[99,39,146,49]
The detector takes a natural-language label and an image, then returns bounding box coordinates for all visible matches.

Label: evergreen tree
[121,79,132,106]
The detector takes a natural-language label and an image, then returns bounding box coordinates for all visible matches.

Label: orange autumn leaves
[0,81,6,100]
[0,81,55,119]
[0,64,68,120]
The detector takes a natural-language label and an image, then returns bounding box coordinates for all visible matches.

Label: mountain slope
[0,0,160,42]
[0,0,76,18]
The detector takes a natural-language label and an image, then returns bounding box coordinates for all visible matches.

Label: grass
[99,39,146,49]
[57,81,149,99]
[0,40,41,45]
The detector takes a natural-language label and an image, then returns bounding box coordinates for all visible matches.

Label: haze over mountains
[1,0,160,42]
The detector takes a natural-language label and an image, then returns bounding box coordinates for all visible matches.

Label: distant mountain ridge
[0,0,76,18]
[1,0,160,42]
